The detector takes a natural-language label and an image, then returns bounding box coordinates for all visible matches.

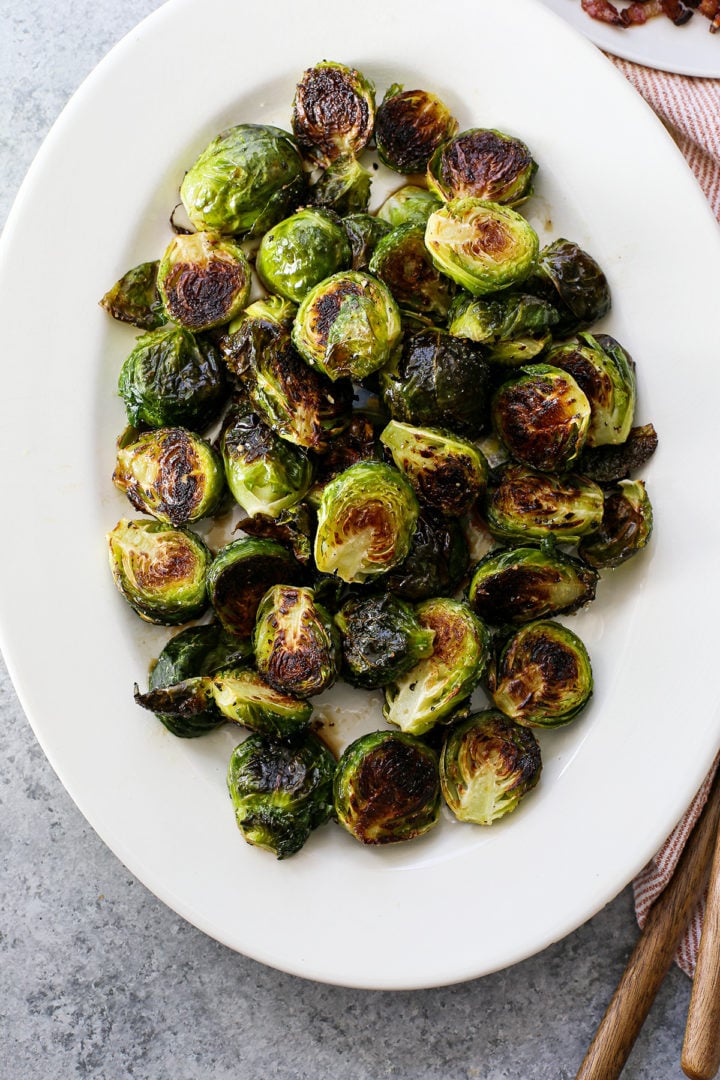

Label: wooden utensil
[575,767,720,1080]
[682,816,720,1080]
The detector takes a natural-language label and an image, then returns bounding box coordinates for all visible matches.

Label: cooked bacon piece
[581,0,626,25]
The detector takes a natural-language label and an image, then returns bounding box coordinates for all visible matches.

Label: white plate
[1,0,719,991]
[540,0,720,77]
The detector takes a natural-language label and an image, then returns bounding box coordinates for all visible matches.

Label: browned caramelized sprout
[157,232,251,331]
[578,479,653,568]
[427,128,537,206]
[253,585,339,698]
[292,61,375,165]
[375,86,458,173]
[485,463,604,542]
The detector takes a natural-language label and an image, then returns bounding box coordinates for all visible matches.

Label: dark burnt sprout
[427,128,537,206]
[206,536,303,638]
[157,232,251,331]
[528,238,611,335]
[546,333,636,448]
[375,86,458,174]
[335,593,436,689]
[578,479,653,568]
[292,61,375,165]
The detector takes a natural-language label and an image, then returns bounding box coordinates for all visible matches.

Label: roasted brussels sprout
[256,208,352,304]
[107,518,210,625]
[380,327,492,437]
[307,409,381,500]
[228,731,336,858]
[440,709,542,825]
[448,291,559,365]
[427,129,537,206]
[578,479,653,568]
[491,364,591,473]
[490,620,593,728]
[309,155,371,216]
[100,260,166,330]
[368,224,455,320]
[221,402,313,518]
[335,593,435,689]
[113,427,225,526]
[375,86,458,174]
[529,238,611,335]
[253,585,339,698]
[180,123,306,237]
[467,541,598,625]
[291,61,375,165]
[118,324,226,432]
[157,232,251,331]
[334,730,440,845]
[341,213,393,270]
[292,270,402,383]
[575,422,659,484]
[234,503,314,566]
[314,461,419,583]
[425,198,539,296]
[485,464,604,542]
[219,294,297,378]
[380,419,488,517]
[384,598,490,736]
[377,187,442,232]
[546,333,636,448]
[206,536,302,637]
[384,511,470,601]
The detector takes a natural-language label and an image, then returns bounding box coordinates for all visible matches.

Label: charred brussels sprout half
[221,403,312,519]
[448,291,558,365]
[292,270,402,383]
[113,427,225,526]
[180,123,306,237]
[375,87,458,174]
[309,155,371,216]
[384,511,469,601]
[253,585,339,698]
[376,185,443,229]
[228,731,336,858]
[380,420,487,518]
[314,461,419,584]
[384,598,490,736]
[334,731,440,845]
[335,593,435,689]
[427,129,537,206]
[220,295,297,377]
[341,213,393,270]
[426,199,539,297]
[440,710,542,825]
[256,208,352,304]
[529,238,611,335]
[578,479,653,568]
[546,333,636,448]
[292,61,375,165]
[107,518,210,625]
[575,422,658,484]
[100,260,166,330]
[206,536,302,637]
[118,324,226,432]
[368,224,455,320]
[485,464,604,542]
[235,503,314,566]
[491,364,591,473]
[157,232,251,331]
[490,620,593,728]
[380,328,491,437]
[467,542,598,626]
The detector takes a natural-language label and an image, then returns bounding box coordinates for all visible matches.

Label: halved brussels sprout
[578,479,653,568]
[491,364,591,473]
[307,410,381,502]
[575,422,659,484]
[219,295,297,379]
[529,238,611,335]
[448,291,558,365]
[234,503,314,566]
[440,709,542,825]
[467,541,598,625]
[335,593,435,689]
[309,155,371,216]
[384,511,470,602]
[368,224,455,320]
[221,402,313,518]
[380,327,491,437]
[427,129,537,206]
[490,620,593,728]
[314,461,419,584]
[485,464,604,542]
[334,730,440,845]
[425,198,539,297]
[180,123,306,237]
[375,87,458,174]
[107,518,210,625]
[384,598,491,736]
[291,270,402,383]
[113,427,225,526]
[118,324,226,432]
[380,419,488,517]
[546,333,636,448]
[341,213,393,271]
[256,208,352,304]
[100,260,166,330]
[157,232,251,331]
[291,61,375,165]
[253,585,339,698]
[228,731,335,858]
[207,536,302,637]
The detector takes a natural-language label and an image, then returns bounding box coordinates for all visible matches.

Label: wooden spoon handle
[682,819,720,1080]
[575,769,720,1080]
